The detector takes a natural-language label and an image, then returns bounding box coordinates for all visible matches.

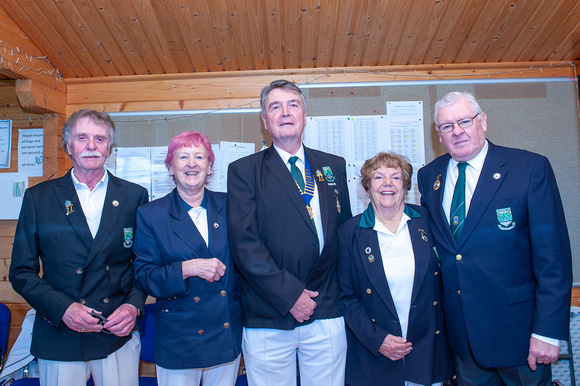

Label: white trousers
[38,332,141,386]
[156,354,241,386]
[242,317,346,386]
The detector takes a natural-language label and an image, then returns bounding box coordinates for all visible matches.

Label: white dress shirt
[71,169,108,238]
[374,213,414,339]
[442,140,488,224]
[188,205,209,247]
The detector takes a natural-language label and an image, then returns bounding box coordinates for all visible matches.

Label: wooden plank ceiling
[0,0,578,80]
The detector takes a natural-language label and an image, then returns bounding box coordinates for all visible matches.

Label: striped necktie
[450,161,467,242]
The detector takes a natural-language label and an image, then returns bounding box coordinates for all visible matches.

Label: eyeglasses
[436,113,480,133]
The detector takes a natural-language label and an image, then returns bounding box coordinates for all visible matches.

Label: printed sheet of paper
[0,120,12,169]
[387,101,425,205]
[206,144,221,193]
[0,173,27,219]
[114,147,152,199]
[150,146,175,200]
[18,128,43,177]
[303,116,349,160]
[216,141,255,192]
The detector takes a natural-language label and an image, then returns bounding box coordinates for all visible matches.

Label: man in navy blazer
[227,80,352,386]
[417,91,572,385]
[10,110,148,386]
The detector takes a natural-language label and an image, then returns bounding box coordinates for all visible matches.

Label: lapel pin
[365,247,371,254]
[493,173,501,180]
[433,174,441,190]
[368,254,375,263]
[112,200,119,207]
[418,229,428,242]
[316,170,324,181]
[213,222,219,228]
[65,200,74,216]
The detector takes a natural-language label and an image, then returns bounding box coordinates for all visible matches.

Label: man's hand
[103,303,138,337]
[379,334,413,361]
[62,302,103,333]
[289,289,318,322]
[527,336,560,370]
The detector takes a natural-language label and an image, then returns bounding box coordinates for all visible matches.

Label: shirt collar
[359,203,421,229]
[450,139,489,172]
[71,168,108,190]
[180,190,207,211]
[273,143,305,165]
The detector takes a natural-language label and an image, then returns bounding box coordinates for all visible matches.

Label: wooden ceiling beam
[64,61,577,112]
[15,79,66,116]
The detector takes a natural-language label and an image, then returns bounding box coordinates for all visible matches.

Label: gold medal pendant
[434,174,441,190]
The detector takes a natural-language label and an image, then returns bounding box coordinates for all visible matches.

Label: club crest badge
[322,166,335,183]
[452,215,459,226]
[496,207,515,230]
[123,227,134,248]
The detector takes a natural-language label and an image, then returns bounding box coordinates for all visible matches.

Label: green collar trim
[359,203,421,229]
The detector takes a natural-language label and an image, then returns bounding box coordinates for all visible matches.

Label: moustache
[80,151,103,158]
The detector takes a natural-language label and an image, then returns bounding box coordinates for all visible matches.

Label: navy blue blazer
[227,146,352,330]
[417,141,572,368]
[133,188,242,369]
[10,169,148,361]
[338,204,453,386]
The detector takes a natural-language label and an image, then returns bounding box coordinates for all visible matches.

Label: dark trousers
[453,350,552,386]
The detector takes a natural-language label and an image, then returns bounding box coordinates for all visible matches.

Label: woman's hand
[182,258,226,282]
[378,334,413,361]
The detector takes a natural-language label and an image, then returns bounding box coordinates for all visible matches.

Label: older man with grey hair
[10,109,148,386]
[418,91,572,385]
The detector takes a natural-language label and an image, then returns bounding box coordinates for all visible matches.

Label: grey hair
[434,91,483,125]
[62,109,116,155]
[260,79,306,116]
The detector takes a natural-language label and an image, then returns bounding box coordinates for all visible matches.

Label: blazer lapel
[169,189,211,259]
[53,170,93,250]
[428,154,464,246]
[205,189,227,261]
[407,215,430,303]
[265,146,316,234]
[458,142,506,246]
[356,227,399,317]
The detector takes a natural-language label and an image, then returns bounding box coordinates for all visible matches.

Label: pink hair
[165,131,215,184]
